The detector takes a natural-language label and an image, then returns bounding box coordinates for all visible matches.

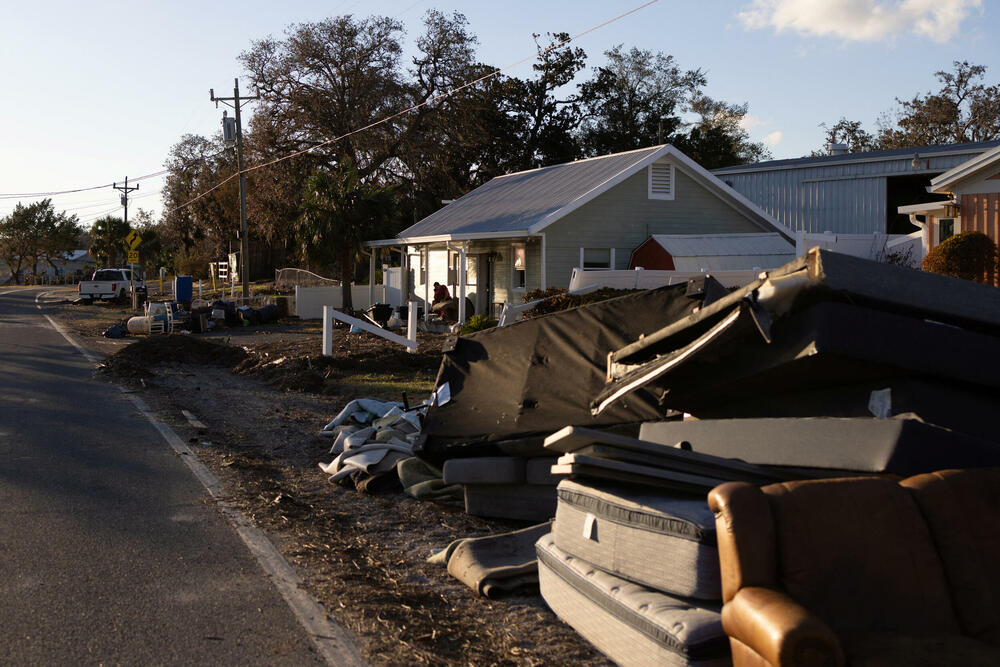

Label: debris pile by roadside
[528,248,1000,666]
[92,249,1000,665]
[392,248,1000,665]
[124,299,286,336]
[317,398,428,494]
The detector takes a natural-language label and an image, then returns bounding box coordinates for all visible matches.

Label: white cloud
[764,131,784,146]
[738,0,982,43]
[739,114,765,132]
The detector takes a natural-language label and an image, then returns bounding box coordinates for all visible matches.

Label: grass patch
[334,373,435,401]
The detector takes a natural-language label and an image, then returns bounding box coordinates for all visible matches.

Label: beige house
[367,145,792,322]
[898,144,1000,256]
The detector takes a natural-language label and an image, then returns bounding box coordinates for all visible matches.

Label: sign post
[123,230,143,310]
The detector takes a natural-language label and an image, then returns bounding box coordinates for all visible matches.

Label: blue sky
[0,0,995,227]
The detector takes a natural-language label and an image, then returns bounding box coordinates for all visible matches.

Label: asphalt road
[0,288,328,665]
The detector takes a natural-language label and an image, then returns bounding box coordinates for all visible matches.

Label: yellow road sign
[127,250,139,264]
[124,229,143,250]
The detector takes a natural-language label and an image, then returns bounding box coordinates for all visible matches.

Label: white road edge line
[35,292,366,667]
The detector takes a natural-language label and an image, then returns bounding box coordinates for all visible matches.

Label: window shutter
[649,163,674,200]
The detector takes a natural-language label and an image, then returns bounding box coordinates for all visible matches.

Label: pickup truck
[78,268,146,303]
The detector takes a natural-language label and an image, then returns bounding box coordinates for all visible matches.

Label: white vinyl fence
[795,230,924,265]
[568,268,762,292]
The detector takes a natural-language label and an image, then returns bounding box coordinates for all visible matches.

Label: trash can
[174,275,193,304]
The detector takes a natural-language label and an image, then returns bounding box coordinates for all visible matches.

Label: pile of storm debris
[315,248,1000,666]
[102,299,284,338]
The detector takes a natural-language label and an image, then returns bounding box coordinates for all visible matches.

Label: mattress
[553,479,721,599]
[537,534,729,666]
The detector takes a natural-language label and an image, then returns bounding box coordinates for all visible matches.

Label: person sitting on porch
[433,282,450,304]
[431,282,453,318]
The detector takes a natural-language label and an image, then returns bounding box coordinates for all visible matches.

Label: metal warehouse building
[712,140,1000,236]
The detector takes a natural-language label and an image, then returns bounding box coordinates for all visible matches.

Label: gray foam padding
[443,457,525,484]
[639,416,1000,475]
[464,484,557,521]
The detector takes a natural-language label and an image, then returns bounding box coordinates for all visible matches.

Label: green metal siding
[542,164,764,287]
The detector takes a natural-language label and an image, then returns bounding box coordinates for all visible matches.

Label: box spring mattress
[537,534,729,666]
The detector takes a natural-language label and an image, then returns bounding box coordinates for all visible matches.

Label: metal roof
[649,233,793,257]
[931,144,1000,192]
[713,139,1000,175]
[396,146,664,239]
[374,145,793,246]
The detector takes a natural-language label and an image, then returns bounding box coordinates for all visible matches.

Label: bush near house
[523,287,639,316]
[460,314,498,334]
[922,231,998,285]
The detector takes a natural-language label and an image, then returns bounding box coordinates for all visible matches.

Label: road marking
[36,293,366,667]
[0,287,35,297]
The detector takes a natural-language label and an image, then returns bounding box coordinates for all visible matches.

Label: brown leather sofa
[708,468,1000,666]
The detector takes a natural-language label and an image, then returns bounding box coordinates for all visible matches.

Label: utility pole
[113,176,139,226]
[113,177,140,303]
[211,78,259,301]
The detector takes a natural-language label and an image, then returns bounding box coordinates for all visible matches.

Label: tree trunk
[341,246,353,311]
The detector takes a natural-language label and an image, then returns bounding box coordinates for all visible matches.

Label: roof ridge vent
[827,143,849,156]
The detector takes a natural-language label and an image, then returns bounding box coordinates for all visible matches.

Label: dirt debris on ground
[45,294,609,666]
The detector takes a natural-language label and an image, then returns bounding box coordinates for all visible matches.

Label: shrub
[460,314,497,334]
[922,231,998,284]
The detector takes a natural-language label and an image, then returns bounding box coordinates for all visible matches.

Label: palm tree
[90,216,130,267]
[297,160,396,310]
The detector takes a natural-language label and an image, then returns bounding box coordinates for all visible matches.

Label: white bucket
[127,316,152,335]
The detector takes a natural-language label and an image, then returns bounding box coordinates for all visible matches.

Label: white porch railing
[323,303,418,354]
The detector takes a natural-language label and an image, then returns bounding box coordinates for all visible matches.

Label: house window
[512,243,526,289]
[581,247,613,270]
[419,250,427,286]
[648,162,675,200]
[939,218,955,244]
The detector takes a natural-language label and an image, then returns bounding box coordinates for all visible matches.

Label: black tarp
[596,301,1000,416]
[594,249,1000,417]
[608,247,1000,371]
[416,282,716,464]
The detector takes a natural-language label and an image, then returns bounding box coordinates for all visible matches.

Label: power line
[0,145,221,202]
[165,0,660,216]
[0,183,114,200]
[0,2,658,219]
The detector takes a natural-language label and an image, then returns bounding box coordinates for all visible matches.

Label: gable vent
[648,162,674,200]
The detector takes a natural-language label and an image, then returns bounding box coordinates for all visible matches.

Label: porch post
[540,234,547,290]
[401,248,410,304]
[458,243,467,324]
[423,246,430,322]
[368,249,376,307]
